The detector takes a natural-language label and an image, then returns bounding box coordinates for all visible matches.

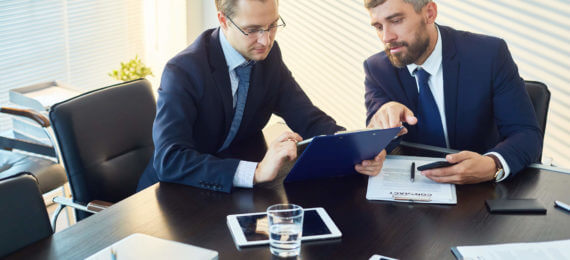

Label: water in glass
[267,204,304,258]
[269,223,302,257]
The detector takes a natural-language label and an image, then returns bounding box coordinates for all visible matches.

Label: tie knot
[415,67,430,90]
[415,67,430,79]
[235,62,252,83]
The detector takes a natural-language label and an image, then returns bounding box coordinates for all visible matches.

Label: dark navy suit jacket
[137,28,343,192]
[364,25,542,176]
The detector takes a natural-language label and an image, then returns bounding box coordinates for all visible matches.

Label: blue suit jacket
[364,25,542,176]
[137,28,343,192]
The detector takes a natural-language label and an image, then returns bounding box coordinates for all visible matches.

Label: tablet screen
[236,209,331,242]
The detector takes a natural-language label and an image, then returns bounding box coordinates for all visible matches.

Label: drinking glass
[267,204,304,257]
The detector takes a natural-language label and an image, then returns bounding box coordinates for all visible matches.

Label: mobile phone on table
[417,161,456,171]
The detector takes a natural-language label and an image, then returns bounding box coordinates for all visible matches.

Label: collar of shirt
[219,28,249,72]
[407,25,442,77]
[219,29,255,107]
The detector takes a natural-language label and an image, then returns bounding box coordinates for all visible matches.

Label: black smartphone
[417,161,456,171]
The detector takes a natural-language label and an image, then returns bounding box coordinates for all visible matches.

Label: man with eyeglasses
[137,0,386,192]
[362,0,542,184]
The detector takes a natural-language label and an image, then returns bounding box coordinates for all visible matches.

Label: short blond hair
[215,0,278,18]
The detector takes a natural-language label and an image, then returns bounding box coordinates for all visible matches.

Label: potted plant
[108,55,153,81]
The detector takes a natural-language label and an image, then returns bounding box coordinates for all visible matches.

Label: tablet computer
[226,207,341,247]
[285,127,402,182]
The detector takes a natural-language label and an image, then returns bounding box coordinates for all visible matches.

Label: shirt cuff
[485,152,511,182]
[233,160,257,188]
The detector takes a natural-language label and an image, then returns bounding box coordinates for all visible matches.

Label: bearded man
[362,0,542,184]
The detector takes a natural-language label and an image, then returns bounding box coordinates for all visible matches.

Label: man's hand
[368,102,417,136]
[254,131,302,184]
[355,149,387,176]
[421,151,496,184]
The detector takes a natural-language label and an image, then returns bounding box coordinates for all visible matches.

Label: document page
[86,233,218,260]
[366,155,457,204]
[451,239,570,260]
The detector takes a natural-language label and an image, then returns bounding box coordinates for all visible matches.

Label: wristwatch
[487,154,504,182]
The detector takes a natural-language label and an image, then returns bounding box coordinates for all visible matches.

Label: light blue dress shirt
[219,30,258,188]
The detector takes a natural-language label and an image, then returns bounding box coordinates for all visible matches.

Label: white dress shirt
[405,26,510,181]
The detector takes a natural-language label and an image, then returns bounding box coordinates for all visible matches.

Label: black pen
[410,162,415,183]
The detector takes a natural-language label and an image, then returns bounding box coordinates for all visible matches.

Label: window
[0,0,144,132]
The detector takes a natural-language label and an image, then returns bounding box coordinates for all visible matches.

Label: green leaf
[108,55,154,81]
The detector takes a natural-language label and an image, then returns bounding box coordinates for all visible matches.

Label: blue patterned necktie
[415,68,446,147]
[219,63,252,152]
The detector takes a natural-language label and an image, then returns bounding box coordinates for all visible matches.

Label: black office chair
[49,78,156,221]
[524,80,550,161]
[0,149,66,194]
[0,107,68,229]
[0,172,53,258]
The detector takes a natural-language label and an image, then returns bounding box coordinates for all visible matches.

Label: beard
[385,29,430,68]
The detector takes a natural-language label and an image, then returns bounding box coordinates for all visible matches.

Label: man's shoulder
[440,25,506,54]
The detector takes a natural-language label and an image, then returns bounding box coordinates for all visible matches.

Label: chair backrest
[525,81,550,137]
[0,173,53,258]
[524,80,550,161]
[49,79,156,220]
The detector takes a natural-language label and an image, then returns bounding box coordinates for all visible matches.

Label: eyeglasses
[226,15,286,39]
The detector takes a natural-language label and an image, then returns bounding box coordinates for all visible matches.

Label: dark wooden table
[8,160,570,259]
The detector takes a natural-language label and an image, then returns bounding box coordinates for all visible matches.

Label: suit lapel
[238,59,265,135]
[440,26,459,148]
[397,68,419,112]
[208,28,234,132]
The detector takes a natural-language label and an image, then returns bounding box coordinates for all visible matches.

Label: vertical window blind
[0,0,144,132]
[276,0,570,167]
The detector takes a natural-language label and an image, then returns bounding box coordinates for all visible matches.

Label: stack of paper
[86,233,218,260]
[366,155,457,204]
[451,239,570,259]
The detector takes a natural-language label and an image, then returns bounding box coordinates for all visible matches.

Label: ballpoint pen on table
[410,162,415,183]
[111,248,117,260]
[554,200,570,212]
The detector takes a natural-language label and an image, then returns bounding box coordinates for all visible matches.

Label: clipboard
[284,127,401,182]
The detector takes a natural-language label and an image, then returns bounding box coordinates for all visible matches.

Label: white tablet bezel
[226,207,342,247]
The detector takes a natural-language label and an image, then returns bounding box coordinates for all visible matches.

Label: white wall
[143,0,189,90]
[144,0,219,90]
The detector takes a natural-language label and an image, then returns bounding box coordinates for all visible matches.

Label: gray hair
[364,0,431,13]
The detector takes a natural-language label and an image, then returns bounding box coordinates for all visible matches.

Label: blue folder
[284,127,402,182]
